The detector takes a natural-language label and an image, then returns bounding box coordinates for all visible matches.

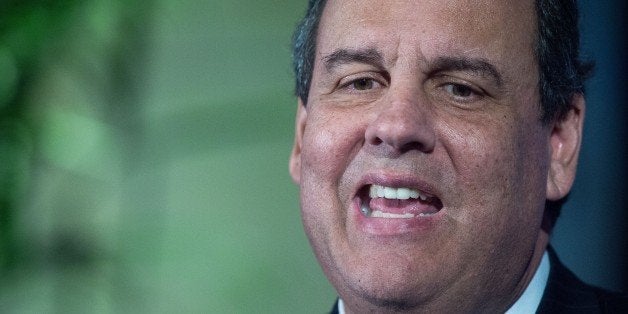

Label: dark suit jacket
[329,248,627,313]
[536,248,627,313]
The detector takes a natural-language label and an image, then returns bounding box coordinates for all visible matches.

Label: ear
[546,94,585,201]
[289,98,308,184]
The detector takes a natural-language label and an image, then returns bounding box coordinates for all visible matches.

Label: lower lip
[352,197,443,236]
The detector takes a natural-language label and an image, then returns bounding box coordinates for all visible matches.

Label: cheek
[298,113,365,267]
[301,111,365,181]
[297,112,364,240]
[441,122,510,184]
[302,127,337,172]
[442,117,548,214]
[438,119,549,268]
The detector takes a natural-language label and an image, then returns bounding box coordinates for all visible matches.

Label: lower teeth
[371,211,415,219]
[360,201,436,218]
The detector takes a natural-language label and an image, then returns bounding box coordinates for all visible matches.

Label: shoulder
[537,248,628,314]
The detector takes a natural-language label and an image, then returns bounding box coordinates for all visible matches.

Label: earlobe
[546,94,585,200]
[289,99,308,184]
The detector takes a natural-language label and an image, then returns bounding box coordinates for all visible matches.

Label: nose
[365,92,436,156]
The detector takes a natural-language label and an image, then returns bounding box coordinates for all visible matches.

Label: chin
[339,279,436,312]
[328,253,445,311]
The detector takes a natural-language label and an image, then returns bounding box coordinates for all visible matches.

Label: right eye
[350,78,375,90]
[339,76,385,93]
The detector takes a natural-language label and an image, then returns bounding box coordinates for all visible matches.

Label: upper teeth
[369,184,429,201]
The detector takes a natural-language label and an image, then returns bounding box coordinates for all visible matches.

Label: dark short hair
[291,0,593,124]
[291,0,326,106]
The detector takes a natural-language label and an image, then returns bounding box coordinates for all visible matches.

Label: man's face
[290,0,581,312]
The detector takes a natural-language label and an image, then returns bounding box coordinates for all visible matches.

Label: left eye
[444,83,476,98]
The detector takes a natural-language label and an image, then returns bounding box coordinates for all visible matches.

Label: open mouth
[359,184,443,219]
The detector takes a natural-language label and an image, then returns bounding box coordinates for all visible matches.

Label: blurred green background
[0,0,626,313]
[1,0,334,313]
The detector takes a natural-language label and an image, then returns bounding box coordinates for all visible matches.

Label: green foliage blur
[1,1,334,313]
[1,0,70,267]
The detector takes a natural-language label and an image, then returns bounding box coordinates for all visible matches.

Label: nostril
[371,137,383,145]
[399,141,432,154]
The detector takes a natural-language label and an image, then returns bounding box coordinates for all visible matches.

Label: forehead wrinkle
[318,0,532,91]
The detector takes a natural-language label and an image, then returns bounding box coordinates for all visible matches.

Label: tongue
[369,197,438,215]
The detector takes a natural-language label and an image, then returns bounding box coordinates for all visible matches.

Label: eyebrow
[323,48,385,72]
[322,49,504,87]
[429,56,503,87]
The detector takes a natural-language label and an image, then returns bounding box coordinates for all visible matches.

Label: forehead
[316,0,537,73]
